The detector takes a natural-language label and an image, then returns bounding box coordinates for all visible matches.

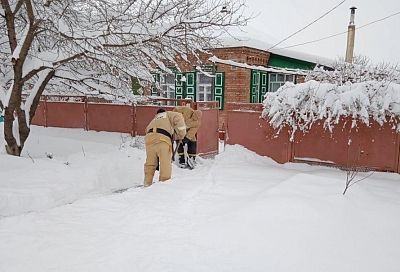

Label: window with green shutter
[250,70,268,103]
[196,72,213,103]
[185,72,196,101]
[250,70,260,103]
[160,74,176,100]
[213,72,225,109]
[151,73,160,96]
[175,73,184,99]
[260,72,268,102]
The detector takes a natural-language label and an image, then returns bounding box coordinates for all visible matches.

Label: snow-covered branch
[23,69,53,126]
[1,0,249,155]
[262,80,400,140]
[307,57,400,85]
[12,0,24,15]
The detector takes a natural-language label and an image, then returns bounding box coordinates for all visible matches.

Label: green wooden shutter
[260,72,268,102]
[213,72,225,109]
[185,72,196,101]
[175,73,184,99]
[250,70,260,103]
[151,73,160,96]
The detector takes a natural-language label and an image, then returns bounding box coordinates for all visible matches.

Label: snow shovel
[186,155,195,170]
[172,140,195,170]
[183,143,195,170]
[172,140,182,161]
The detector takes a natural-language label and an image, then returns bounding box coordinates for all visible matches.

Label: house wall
[148,47,270,129]
[145,47,318,129]
[210,47,270,129]
[296,75,306,83]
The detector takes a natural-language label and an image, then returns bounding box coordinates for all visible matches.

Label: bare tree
[342,165,374,195]
[0,0,249,155]
[342,147,374,195]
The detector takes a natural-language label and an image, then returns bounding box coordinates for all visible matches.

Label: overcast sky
[242,0,400,64]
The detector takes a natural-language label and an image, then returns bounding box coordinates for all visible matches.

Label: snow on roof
[209,56,308,75]
[218,36,333,67]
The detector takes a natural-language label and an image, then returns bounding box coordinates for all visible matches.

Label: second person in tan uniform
[172,106,202,168]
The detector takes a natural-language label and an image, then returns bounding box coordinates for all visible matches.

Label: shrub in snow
[262,80,400,140]
[306,57,400,85]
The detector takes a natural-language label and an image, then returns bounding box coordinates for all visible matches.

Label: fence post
[44,95,48,127]
[288,133,294,163]
[132,103,137,137]
[84,97,88,131]
[396,131,400,173]
[225,105,230,144]
[131,103,137,137]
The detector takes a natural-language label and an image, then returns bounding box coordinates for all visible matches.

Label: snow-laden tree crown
[0,0,248,100]
[0,0,248,155]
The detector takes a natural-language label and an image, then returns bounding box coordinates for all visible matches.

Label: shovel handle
[172,140,182,161]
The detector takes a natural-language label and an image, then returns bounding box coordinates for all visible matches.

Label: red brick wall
[172,47,271,129]
[145,47,272,128]
[296,75,306,83]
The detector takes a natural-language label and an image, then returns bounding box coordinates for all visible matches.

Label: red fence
[31,98,400,172]
[196,102,219,157]
[87,103,133,133]
[31,98,219,157]
[226,103,400,173]
[47,102,86,128]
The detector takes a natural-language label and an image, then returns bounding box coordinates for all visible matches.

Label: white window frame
[268,73,295,92]
[196,73,213,102]
[160,73,175,99]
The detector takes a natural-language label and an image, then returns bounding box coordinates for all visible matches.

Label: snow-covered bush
[307,57,400,85]
[262,80,400,140]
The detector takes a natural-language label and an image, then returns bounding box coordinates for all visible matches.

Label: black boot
[178,154,186,168]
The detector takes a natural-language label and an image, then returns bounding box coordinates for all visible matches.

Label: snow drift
[1,129,400,272]
[262,80,400,138]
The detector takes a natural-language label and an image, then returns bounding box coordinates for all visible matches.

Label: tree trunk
[4,106,21,156]
[3,70,54,156]
[4,107,32,156]
[17,107,30,150]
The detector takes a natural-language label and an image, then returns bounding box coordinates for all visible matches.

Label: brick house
[148,39,332,129]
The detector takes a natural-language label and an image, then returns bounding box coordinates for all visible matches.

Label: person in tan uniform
[172,106,202,168]
[144,109,186,187]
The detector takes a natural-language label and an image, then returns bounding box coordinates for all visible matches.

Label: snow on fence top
[262,80,400,138]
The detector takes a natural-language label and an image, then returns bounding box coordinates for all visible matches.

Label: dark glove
[182,137,190,144]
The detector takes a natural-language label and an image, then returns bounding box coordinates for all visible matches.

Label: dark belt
[147,128,173,145]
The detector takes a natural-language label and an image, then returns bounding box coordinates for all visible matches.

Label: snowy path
[1,126,400,272]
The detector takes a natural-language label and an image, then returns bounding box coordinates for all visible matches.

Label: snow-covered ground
[0,125,145,217]
[1,125,400,272]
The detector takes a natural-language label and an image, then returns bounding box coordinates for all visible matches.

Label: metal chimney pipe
[345,7,357,63]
